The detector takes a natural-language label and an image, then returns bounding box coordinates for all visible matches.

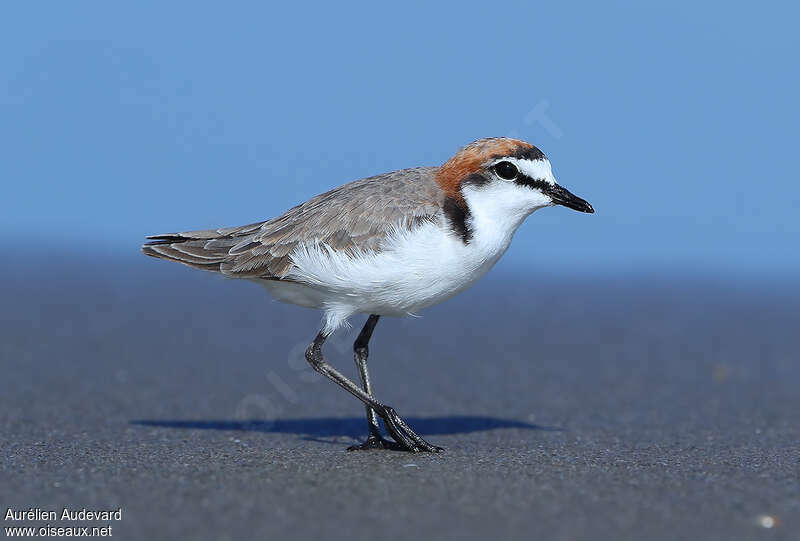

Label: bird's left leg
[347,315,396,450]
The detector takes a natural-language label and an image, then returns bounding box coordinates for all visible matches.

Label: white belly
[259,217,518,333]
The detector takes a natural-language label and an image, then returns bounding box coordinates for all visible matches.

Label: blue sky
[2,1,798,276]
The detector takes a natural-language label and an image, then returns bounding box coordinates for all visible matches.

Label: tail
[141,222,263,273]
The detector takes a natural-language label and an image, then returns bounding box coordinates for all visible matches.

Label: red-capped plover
[143,137,594,452]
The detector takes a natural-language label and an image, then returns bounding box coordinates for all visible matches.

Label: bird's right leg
[305,329,442,453]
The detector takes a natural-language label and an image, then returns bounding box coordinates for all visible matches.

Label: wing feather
[142,167,444,280]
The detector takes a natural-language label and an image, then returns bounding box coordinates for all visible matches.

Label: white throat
[461,180,550,246]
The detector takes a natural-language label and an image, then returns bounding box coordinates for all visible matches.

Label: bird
[142,137,594,453]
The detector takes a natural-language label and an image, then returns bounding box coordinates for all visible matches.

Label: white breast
[260,223,504,334]
[261,180,546,334]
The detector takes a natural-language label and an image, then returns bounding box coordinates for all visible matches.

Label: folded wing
[142,167,444,280]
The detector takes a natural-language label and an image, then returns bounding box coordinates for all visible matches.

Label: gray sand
[2,255,798,540]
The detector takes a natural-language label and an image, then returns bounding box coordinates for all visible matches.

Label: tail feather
[142,231,238,273]
[142,221,289,280]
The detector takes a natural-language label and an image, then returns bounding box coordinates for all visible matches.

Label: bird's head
[436,137,594,220]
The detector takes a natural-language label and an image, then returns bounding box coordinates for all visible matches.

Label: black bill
[546,184,594,213]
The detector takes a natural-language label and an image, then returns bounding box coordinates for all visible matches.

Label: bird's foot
[377,406,444,453]
[347,433,398,451]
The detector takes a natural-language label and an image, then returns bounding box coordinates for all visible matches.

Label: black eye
[494,161,518,180]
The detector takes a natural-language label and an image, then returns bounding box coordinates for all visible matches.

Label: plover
[143,137,594,452]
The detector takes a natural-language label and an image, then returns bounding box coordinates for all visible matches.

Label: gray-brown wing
[142,166,444,279]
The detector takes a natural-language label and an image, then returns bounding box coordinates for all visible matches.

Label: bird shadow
[130,416,562,444]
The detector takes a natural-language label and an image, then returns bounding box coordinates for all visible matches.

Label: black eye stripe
[515,175,551,192]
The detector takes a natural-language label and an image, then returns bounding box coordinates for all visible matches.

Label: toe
[347,434,389,451]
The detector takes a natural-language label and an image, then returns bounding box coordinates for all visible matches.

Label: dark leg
[348,315,391,450]
[305,328,442,453]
